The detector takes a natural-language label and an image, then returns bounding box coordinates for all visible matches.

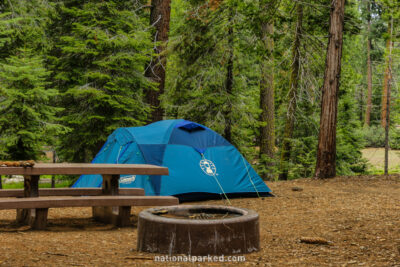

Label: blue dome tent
[72,119,272,201]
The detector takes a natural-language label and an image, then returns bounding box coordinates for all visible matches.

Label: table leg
[28,208,49,230]
[102,174,119,195]
[16,175,39,225]
[93,174,131,227]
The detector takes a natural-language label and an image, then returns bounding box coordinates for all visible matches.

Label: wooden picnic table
[0,163,170,228]
[0,163,168,195]
[0,163,168,175]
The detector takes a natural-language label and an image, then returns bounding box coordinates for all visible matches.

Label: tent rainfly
[73,119,272,201]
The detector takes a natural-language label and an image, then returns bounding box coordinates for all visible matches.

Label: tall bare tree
[278,3,303,180]
[314,0,346,179]
[364,1,373,126]
[145,0,172,122]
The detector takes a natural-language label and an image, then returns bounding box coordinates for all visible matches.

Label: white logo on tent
[119,175,136,184]
[200,159,217,176]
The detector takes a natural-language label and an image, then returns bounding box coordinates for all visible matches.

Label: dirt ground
[0,175,399,267]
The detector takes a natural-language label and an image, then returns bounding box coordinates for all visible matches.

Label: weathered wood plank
[0,163,169,175]
[0,188,145,198]
[0,196,179,209]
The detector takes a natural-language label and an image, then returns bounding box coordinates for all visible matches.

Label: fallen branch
[44,252,69,257]
[299,237,332,245]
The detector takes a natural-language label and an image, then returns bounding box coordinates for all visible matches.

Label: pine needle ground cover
[0,176,399,266]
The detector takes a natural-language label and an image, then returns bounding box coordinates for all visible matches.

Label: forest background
[0,0,399,181]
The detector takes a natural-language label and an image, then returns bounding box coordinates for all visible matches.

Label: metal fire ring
[137,205,260,255]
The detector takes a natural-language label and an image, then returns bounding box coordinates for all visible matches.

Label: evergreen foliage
[0,50,64,160]
[49,0,153,162]
[166,0,266,155]
[0,0,63,160]
[0,0,399,177]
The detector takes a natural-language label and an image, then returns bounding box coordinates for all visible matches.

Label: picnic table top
[0,163,169,176]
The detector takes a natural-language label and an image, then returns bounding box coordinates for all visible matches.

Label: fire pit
[137,205,259,255]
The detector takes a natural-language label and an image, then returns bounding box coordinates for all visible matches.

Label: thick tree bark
[224,26,234,143]
[278,3,303,181]
[381,20,392,128]
[314,0,345,179]
[364,2,373,126]
[145,0,171,123]
[259,21,275,170]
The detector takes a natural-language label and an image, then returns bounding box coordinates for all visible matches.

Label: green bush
[289,136,317,179]
[336,126,367,175]
[361,125,400,149]
[255,153,279,181]
[361,125,385,147]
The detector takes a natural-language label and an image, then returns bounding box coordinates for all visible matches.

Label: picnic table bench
[0,163,178,229]
[0,188,145,197]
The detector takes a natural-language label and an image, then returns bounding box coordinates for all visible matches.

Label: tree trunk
[384,77,391,175]
[364,2,373,126]
[314,0,345,179]
[384,15,393,175]
[381,20,392,128]
[278,3,303,181]
[358,83,364,122]
[145,0,172,123]
[259,21,275,169]
[0,175,2,190]
[224,26,234,143]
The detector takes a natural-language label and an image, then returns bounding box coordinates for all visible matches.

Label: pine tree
[0,50,63,160]
[0,0,62,160]
[315,0,346,179]
[0,0,53,58]
[364,0,373,126]
[49,0,153,162]
[260,0,330,179]
[145,0,172,122]
[279,2,303,181]
[165,0,260,149]
[259,0,279,179]
[336,34,368,175]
